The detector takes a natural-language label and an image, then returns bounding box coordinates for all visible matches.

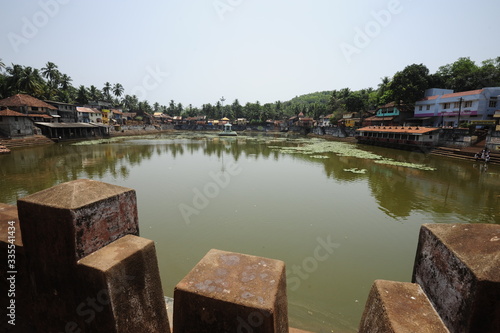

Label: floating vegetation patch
[343,168,367,174]
[72,137,125,145]
[374,158,436,171]
[310,155,329,159]
[270,140,436,171]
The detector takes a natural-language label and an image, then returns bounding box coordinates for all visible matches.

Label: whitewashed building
[414,88,500,128]
[76,107,102,123]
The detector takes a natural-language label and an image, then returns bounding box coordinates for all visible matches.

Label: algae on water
[269,139,436,171]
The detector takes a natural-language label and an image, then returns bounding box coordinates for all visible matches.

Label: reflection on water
[1,132,499,332]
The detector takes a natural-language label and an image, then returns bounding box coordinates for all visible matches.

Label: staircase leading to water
[430,146,500,164]
[0,135,54,149]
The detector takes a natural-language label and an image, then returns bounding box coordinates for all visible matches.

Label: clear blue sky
[2,0,499,108]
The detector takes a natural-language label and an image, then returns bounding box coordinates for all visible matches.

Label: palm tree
[0,58,5,73]
[88,85,103,101]
[59,74,72,90]
[122,94,138,111]
[41,62,60,87]
[19,67,44,97]
[112,83,124,99]
[76,85,89,105]
[103,82,112,102]
[5,64,24,94]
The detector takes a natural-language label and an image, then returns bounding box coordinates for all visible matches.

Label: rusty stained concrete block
[0,203,35,333]
[78,235,170,333]
[358,280,450,333]
[412,223,500,333]
[18,179,139,261]
[16,179,139,332]
[173,249,288,333]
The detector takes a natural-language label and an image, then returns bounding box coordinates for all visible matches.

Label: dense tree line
[1,57,499,122]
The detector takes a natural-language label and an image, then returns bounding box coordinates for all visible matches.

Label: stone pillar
[17,179,139,332]
[412,223,500,333]
[173,249,288,333]
[77,235,170,333]
[358,280,449,333]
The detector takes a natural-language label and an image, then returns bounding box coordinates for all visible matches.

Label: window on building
[443,103,450,109]
[489,98,497,108]
[454,102,460,108]
[464,101,472,108]
[32,107,38,111]
[426,105,431,110]
[419,106,423,111]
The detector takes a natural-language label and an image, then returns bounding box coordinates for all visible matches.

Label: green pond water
[1,132,499,332]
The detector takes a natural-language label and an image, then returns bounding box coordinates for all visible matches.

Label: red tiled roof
[379,102,396,108]
[0,94,57,110]
[357,126,439,134]
[28,114,53,119]
[440,89,483,99]
[365,116,395,121]
[0,108,28,117]
[419,95,440,101]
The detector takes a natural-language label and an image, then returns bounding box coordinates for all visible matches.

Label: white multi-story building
[76,107,103,123]
[414,87,500,127]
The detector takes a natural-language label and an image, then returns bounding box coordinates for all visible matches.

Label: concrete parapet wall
[8,180,498,332]
[412,223,500,333]
[16,180,140,331]
[2,180,306,332]
[0,203,35,333]
[358,280,449,333]
[359,223,500,333]
[173,248,288,333]
[78,234,170,332]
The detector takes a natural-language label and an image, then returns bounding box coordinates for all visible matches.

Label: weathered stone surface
[18,179,138,260]
[358,280,449,333]
[173,249,288,333]
[412,223,500,333]
[0,204,35,333]
[16,179,139,332]
[78,235,170,333]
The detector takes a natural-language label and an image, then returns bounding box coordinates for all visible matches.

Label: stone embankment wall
[1,180,498,332]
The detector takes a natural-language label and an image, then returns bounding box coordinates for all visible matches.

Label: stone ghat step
[0,145,11,154]
[430,147,500,164]
[1,136,54,149]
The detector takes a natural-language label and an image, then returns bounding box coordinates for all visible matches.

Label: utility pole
[457,97,463,128]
